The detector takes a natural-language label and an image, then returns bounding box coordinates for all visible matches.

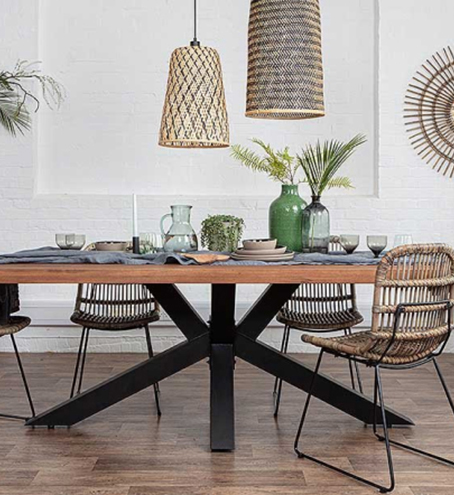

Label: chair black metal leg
[354,359,364,394]
[345,329,357,391]
[372,359,454,469]
[373,360,454,468]
[345,328,364,394]
[10,334,35,418]
[145,325,162,416]
[374,366,396,492]
[273,325,290,416]
[434,359,454,415]
[76,328,90,396]
[293,349,324,457]
[295,357,395,493]
[70,327,86,399]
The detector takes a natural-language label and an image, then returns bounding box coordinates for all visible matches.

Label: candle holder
[132,236,140,255]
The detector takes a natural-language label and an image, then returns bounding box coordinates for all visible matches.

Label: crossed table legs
[27,284,413,450]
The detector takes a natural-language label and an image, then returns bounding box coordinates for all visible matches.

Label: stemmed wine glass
[367,235,387,258]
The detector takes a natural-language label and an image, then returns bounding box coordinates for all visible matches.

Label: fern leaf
[230,145,269,173]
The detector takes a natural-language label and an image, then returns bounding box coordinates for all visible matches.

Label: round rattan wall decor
[404,47,454,178]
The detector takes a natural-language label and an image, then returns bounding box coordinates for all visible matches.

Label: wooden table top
[0,263,378,284]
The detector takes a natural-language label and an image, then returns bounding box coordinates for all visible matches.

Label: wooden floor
[0,351,454,495]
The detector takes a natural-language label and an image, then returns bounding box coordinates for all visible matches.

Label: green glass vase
[269,185,307,252]
[301,196,330,254]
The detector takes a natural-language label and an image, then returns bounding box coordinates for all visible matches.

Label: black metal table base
[26,284,413,451]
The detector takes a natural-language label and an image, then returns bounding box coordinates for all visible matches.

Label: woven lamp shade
[246,0,325,120]
[159,46,230,148]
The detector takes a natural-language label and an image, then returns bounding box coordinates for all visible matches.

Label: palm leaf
[297,134,366,195]
[0,91,30,136]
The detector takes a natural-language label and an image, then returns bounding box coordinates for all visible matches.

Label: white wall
[0,0,453,353]
[37,0,376,196]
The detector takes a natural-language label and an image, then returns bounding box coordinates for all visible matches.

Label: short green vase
[269,184,307,252]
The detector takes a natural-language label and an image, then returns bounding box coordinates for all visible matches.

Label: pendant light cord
[191,0,200,46]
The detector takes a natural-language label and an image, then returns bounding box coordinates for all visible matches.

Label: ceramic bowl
[242,238,278,251]
[95,241,128,252]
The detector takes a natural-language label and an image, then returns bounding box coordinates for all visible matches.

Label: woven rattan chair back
[72,283,158,330]
[72,243,160,330]
[277,237,363,332]
[368,244,454,363]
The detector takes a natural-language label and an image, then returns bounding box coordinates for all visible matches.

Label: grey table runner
[0,247,381,266]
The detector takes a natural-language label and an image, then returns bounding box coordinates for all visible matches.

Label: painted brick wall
[0,0,453,353]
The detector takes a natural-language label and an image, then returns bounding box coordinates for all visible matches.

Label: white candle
[132,194,138,237]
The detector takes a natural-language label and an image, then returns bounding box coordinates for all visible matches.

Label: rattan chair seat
[277,307,363,332]
[302,326,450,365]
[0,316,31,336]
[70,309,160,331]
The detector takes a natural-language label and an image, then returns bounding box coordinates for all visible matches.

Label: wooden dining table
[0,263,413,451]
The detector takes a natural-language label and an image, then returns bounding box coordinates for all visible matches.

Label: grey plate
[230,251,295,262]
[235,245,287,256]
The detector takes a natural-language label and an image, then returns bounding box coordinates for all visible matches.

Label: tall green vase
[269,184,307,252]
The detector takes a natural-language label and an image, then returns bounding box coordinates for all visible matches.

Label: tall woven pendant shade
[246,0,325,120]
[159,46,230,148]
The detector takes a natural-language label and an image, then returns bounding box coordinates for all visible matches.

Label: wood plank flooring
[0,351,454,494]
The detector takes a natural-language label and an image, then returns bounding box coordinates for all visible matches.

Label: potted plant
[297,134,366,253]
[201,215,245,252]
[0,60,64,136]
[230,139,307,251]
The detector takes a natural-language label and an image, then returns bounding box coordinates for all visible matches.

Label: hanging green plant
[0,60,65,136]
[201,215,245,252]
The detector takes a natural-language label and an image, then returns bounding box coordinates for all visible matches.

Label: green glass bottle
[301,196,330,254]
[269,185,307,252]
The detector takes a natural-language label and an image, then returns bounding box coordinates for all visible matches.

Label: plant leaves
[0,91,31,136]
[327,176,354,190]
[297,134,366,195]
[231,139,297,184]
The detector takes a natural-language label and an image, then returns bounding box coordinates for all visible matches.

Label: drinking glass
[393,234,413,247]
[139,233,164,254]
[55,234,86,250]
[339,235,360,255]
[367,235,387,258]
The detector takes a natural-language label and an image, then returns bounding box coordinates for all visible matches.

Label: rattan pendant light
[246,0,325,120]
[159,0,229,148]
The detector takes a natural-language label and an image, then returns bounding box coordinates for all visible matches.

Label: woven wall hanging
[246,0,325,120]
[404,47,454,178]
[159,0,229,148]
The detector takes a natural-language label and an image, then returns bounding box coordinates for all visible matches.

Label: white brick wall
[0,0,453,353]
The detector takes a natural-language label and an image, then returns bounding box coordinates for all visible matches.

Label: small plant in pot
[230,139,306,252]
[297,134,366,254]
[201,215,245,252]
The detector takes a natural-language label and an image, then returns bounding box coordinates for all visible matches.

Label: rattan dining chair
[0,317,35,420]
[294,244,454,493]
[70,282,162,415]
[273,237,364,415]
